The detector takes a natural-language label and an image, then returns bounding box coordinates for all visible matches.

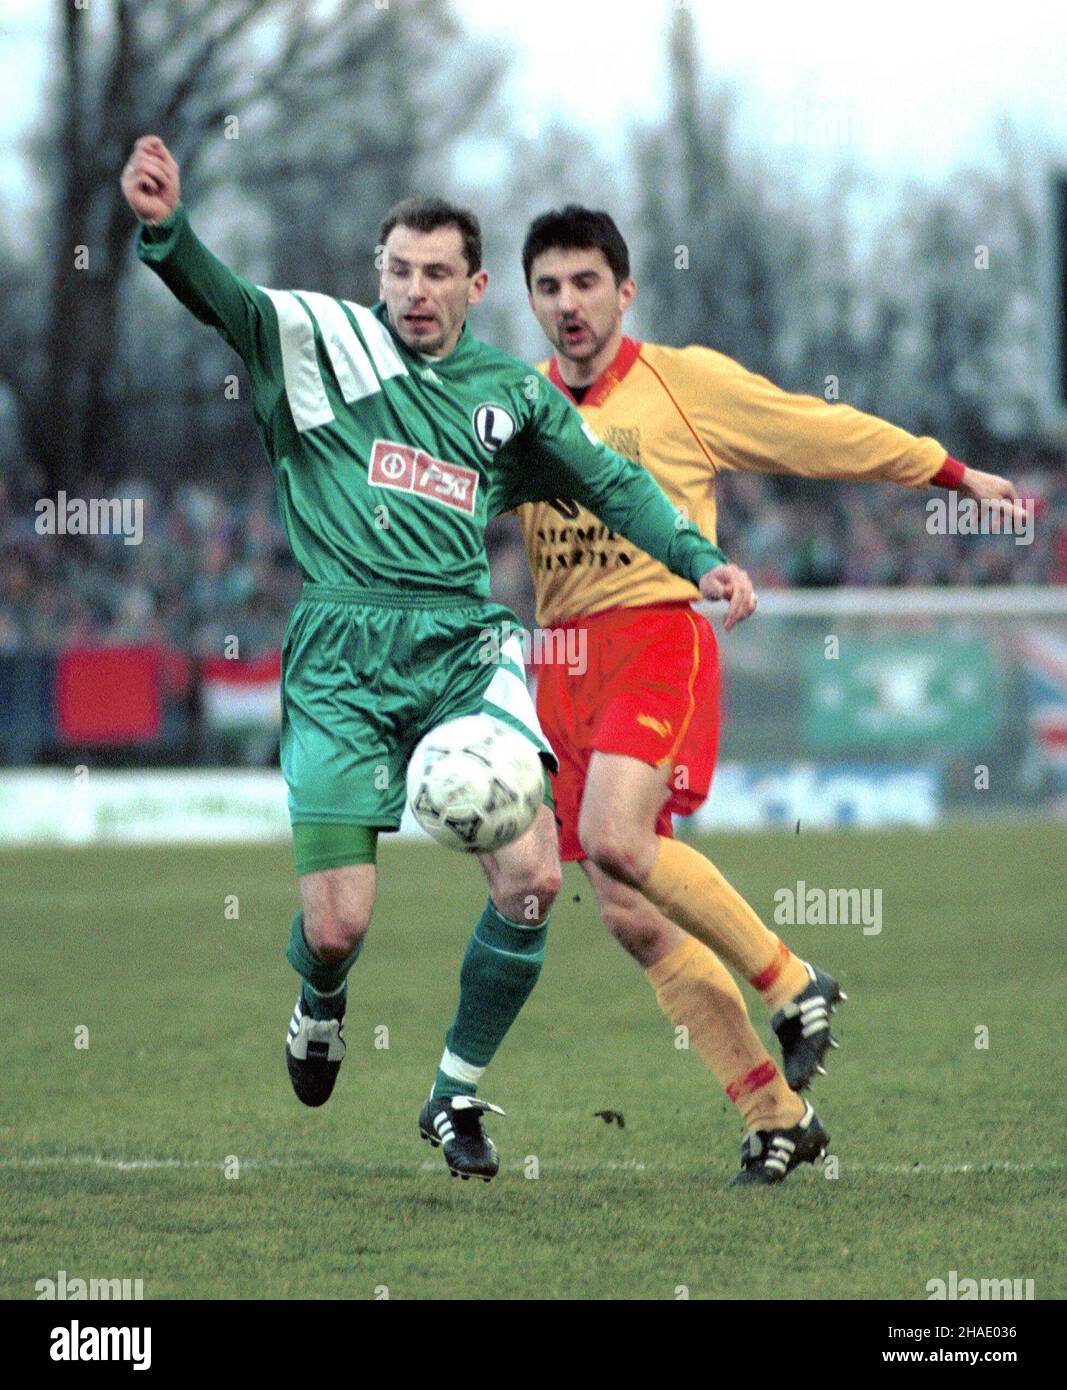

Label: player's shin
[432,899,548,1098]
[285,909,363,1020]
[647,935,803,1132]
[284,908,362,1107]
[641,837,810,1010]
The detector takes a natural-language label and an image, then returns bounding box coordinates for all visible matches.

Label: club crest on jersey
[473,403,516,454]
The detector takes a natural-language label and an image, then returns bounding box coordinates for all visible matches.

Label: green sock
[432,899,549,1099]
[285,910,362,1021]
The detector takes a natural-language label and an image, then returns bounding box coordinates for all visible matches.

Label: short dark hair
[378,197,482,274]
[522,205,630,288]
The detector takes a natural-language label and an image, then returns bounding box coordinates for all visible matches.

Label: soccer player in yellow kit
[517,207,1021,1185]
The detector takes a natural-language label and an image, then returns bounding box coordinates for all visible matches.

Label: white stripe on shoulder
[344,303,408,381]
[258,287,334,432]
[295,291,382,403]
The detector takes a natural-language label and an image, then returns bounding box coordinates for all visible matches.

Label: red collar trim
[547,336,643,409]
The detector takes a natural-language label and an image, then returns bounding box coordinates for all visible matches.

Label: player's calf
[284,872,373,1108]
[423,809,560,1158]
[582,860,682,967]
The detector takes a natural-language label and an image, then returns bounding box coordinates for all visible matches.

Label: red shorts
[536,602,721,862]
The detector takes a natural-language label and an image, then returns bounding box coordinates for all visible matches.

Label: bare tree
[2,0,506,493]
[632,5,810,380]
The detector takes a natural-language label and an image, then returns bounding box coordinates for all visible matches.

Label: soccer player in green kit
[121,135,756,1179]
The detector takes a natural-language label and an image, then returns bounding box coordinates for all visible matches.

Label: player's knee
[580,823,644,886]
[305,910,369,964]
[497,864,561,924]
[531,863,563,915]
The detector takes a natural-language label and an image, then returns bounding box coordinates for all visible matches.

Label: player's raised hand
[699,562,757,631]
[121,135,180,225]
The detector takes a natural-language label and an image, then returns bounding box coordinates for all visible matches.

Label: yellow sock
[646,936,804,1132]
[642,837,810,1011]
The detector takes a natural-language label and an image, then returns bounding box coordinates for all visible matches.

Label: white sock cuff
[306,981,346,999]
[439,1048,486,1086]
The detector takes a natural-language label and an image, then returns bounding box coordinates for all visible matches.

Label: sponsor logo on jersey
[368,439,479,515]
[534,515,635,571]
[636,713,673,740]
[473,403,516,454]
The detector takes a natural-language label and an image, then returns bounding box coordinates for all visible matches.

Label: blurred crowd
[0,473,298,660]
[713,464,1067,590]
[2,462,1065,656]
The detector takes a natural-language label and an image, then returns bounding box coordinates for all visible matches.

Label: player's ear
[468,269,489,305]
[619,277,637,311]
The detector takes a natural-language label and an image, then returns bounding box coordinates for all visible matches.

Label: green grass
[2,823,1065,1300]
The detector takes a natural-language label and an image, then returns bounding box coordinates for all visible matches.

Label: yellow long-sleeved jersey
[515,337,950,628]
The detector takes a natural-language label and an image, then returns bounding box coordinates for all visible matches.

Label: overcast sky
[2,0,1065,205]
[456,0,1067,176]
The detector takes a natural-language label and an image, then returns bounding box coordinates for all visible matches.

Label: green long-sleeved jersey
[137,205,727,597]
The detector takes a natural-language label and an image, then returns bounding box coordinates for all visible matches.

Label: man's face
[527,247,635,364]
[379,224,487,357]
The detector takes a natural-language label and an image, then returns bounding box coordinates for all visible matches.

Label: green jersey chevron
[138,205,726,597]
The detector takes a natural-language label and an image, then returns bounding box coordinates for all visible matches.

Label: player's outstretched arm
[680,348,1031,531]
[678,347,963,490]
[122,134,272,367]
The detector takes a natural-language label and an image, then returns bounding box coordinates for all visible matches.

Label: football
[406,714,544,853]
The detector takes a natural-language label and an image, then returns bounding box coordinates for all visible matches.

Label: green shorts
[282,583,557,873]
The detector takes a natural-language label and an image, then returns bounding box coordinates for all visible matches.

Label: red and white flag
[201,652,281,734]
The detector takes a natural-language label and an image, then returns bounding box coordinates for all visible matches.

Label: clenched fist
[121,135,180,225]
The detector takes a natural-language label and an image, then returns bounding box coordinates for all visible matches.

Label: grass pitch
[2,823,1064,1300]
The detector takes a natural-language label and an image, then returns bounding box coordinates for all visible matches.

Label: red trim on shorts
[660,609,702,766]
